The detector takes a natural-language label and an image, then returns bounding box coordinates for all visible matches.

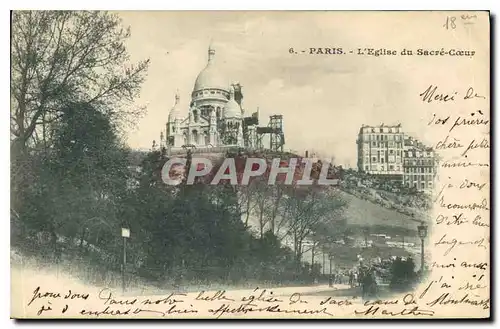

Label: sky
[118,11,488,167]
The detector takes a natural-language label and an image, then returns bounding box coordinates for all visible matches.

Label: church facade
[163,45,259,152]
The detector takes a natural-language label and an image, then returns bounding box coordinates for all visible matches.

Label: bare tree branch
[10,11,150,154]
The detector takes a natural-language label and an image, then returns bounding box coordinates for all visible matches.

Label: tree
[389,257,418,292]
[11,11,150,248]
[13,102,131,263]
[280,186,346,268]
[11,11,149,156]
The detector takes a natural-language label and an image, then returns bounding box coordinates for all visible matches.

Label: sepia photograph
[10,10,490,319]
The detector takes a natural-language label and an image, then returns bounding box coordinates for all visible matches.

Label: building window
[389,165,394,170]
[365,166,369,171]
[372,142,376,146]
[192,129,199,144]
[372,157,377,162]
[204,131,210,145]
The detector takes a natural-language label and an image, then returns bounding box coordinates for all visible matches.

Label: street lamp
[121,227,130,293]
[417,223,428,272]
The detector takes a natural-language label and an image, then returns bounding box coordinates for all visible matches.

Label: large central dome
[193,45,229,92]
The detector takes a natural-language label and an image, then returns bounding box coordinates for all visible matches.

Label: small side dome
[223,86,242,119]
[168,93,183,121]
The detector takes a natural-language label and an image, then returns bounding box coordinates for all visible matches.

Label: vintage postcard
[10,10,490,319]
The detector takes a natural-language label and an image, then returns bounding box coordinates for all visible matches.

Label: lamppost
[417,223,428,272]
[121,227,130,293]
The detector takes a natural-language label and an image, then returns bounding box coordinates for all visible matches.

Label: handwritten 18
[443,15,477,30]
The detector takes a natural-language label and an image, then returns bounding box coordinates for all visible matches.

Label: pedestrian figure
[358,269,364,287]
[361,268,378,299]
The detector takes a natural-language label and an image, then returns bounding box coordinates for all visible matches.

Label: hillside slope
[340,190,421,233]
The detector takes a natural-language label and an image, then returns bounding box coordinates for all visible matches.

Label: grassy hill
[340,190,422,235]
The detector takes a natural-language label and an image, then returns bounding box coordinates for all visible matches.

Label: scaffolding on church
[255,114,285,152]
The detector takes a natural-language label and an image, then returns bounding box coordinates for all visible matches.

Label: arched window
[192,129,199,145]
[204,131,210,145]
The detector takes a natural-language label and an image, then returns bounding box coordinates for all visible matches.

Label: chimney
[305,150,309,158]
